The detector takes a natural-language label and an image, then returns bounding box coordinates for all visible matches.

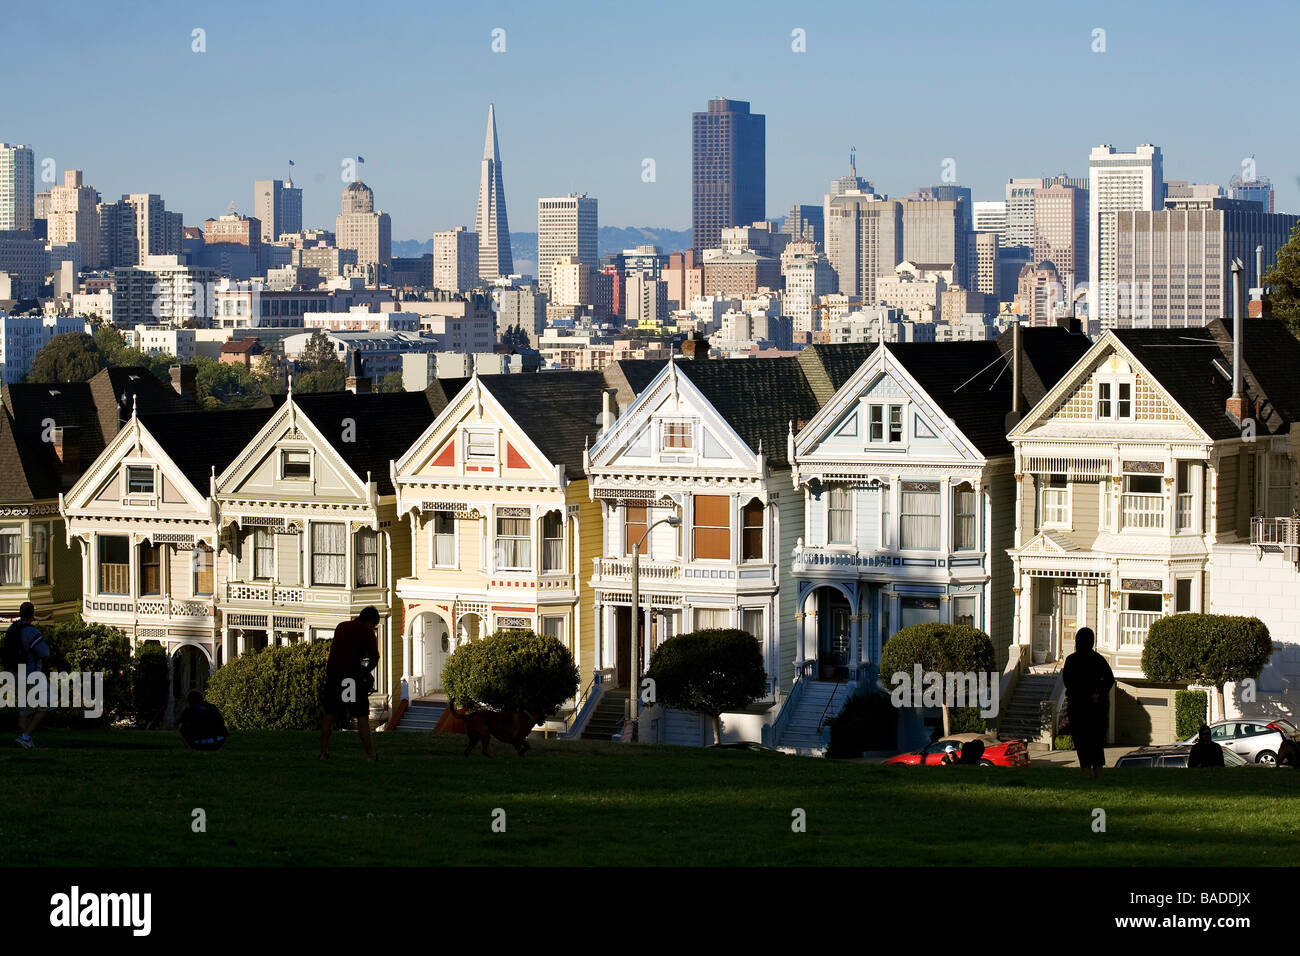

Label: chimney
[51,425,81,489]
[601,387,617,434]
[345,350,371,394]
[681,331,710,361]
[1227,259,1245,423]
[169,364,197,402]
[1004,321,1024,434]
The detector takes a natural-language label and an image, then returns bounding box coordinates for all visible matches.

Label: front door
[818,591,851,679]
[614,606,631,688]
[1032,581,1054,664]
[1057,586,1078,659]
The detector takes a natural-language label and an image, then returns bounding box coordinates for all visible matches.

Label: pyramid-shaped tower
[475,103,513,281]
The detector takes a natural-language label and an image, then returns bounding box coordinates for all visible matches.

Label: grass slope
[3,730,1297,866]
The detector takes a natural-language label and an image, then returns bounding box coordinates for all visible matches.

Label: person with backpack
[4,603,50,749]
[177,690,229,751]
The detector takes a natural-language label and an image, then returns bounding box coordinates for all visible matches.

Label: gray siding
[776,472,803,694]
[988,472,1016,667]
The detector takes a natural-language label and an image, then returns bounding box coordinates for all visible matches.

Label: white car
[1179,718,1299,766]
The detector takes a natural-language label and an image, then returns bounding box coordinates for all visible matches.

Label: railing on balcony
[86,596,214,618]
[98,563,129,595]
[593,556,682,581]
[791,547,894,571]
[1120,494,1165,531]
[1118,611,1162,649]
[224,582,305,605]
[1252,515,1300,549]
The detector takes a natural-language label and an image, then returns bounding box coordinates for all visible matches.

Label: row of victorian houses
[3,313,1298,749]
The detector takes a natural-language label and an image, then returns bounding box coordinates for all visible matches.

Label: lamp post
[629,513,682,739]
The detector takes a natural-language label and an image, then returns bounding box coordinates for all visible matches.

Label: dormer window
[662,421,693,451]
[1097,379,1133,420]
[868,404,905,443]
[126,466,154,495]
[466,430,497,461]
[281,450,311,479]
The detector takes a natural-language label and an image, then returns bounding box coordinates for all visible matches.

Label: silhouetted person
[178,690,228,751]
[1062,627,1114,779]
[940,744,959,765]
[1187,723,1225,768]
[319,606,380,762]
[959,738,985,765]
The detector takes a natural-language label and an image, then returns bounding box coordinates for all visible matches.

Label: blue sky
[9,0,1297,239]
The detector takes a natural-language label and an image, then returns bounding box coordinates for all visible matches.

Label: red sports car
[884,733,1030,767]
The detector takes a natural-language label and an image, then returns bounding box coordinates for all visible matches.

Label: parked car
[884,733,1029,767]
[1177,719,1299,766]
[1114,743,1248,768]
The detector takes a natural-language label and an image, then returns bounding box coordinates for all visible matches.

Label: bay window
[98,535,129,594]
[0,528,21,585]
[495,511,531,570]
[542,511,564,572]
[310,522,347,586]
[899,482,940,550]
[692,495,730,560]
[32,524,49,585]
[624,505,647,556]
[193,546,214,596]
[827,487,852,545]
[953,483,976,550]
[139,542,161,595]
[251,526,274,579]
[431,512,456,567]
[354,528,379,587]
[741,499,764,560]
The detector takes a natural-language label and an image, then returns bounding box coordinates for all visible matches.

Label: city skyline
[6,0,1297,241]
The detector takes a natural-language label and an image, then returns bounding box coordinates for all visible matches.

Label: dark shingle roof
[474,371,608,477]
[1114,318,1300,440]
[138,407,279,493]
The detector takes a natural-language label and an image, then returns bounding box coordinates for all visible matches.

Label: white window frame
[125,464,155,495]
[867,403,908,445]
[465,429,497,463]
[660,419,693,452]
[494,510,532,571]
[280,448,312,480]
[310,521,347,587]
[952,595,977,628]
[1038,475,1071,531]
[429,511,456,569]
[827,486,853,546]
[0,527,22,586]
[31,523,49,586]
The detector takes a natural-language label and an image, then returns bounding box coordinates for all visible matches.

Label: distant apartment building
[662,249,704,310]
[433,226,479,293]
[0,234,47,299]
[303,307,421,333]
[625,273,669,326]
[47,170,101,268]
[1033,183,1088,296]
[492,285,547,339]
[1112,203,1299,328]
[335,181,392,285]
[550,255,591,308]
[969,231,1001,300]
[821,307,933,344]
[783,204,824,245]
[876,261,951,319]
[202,211,262,273]
[940,285,988,322]
[0,313,88,383]
[391,255,433,290]
[112,256,219,327]
[701,250,780,298]
[1089,144,1164,327]
[296,244,357,280]
[827,194,902,305]
[1013,260,1065,326]
[782,245,836,333]
[97,193,183,268]
[537,194,597,295]
[0,144,35,233]
[1226,175,1273,213]
[720,221,787,257]
[901,199,966,286]
[692,98,765,250]
[973,200,1007,237]
[253,178,303,242]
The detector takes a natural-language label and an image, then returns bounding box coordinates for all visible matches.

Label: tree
[193,355,266,409]
[645,628,767,744]
[1264,221,1300,339]
[502,323,530,349]
[878,622,997,736]
[298,330,338,372]
[27,332,104,383]
[441,628,578,718]
[294,362,345,394]
[1142,614,1272,722]
[376,371,405,393]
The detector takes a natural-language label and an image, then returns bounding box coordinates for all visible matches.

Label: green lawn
[3,729,1297,866]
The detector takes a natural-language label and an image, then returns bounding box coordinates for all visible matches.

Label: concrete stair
[397,699,447,733]
[581,690,629,741]
[776,681,851,753]
[997,673,1058,742]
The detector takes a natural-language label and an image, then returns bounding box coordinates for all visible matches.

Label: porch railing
[1121,494,1165,531]
[1118,610,1162,649]
[1252,515,1300,549]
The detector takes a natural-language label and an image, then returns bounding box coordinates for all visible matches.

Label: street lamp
[629,512,682,739]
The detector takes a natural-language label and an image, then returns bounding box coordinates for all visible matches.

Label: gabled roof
[472,371,607,478]
[137,407,279,493]
[608,358,823,468]
[0,366,194,501]
[1112,318,1300,440]
[289,383,461,496]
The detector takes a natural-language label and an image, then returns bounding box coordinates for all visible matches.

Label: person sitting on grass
[178,691,228,751]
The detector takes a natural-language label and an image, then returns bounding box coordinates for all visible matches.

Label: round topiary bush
[442,628,578,718]
[205,640,332,730]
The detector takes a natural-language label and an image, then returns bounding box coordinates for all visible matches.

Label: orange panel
[506,443,528,469]
[431,441,455,468]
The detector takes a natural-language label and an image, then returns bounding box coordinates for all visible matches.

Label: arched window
[741,498,764,561]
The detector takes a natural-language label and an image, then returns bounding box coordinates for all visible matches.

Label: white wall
[1210,544,1300,720]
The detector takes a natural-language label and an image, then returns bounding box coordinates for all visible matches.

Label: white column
[794,610,806,674]
[235,629,246,656]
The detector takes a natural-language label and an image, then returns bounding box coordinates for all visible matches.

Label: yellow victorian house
[392,372,606,727]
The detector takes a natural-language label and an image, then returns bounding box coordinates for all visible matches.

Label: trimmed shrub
[1174,689,1209,741]
[646,628,768,744]
[948,706,988,734]
[826,692,897,757]
[131,642,170,729]
[879,622,997,735]
[42,618,133,725]
[1054,734,1075,751]
[1143,614,1272,718]
[205,640,332,730]
[442,628,578,719]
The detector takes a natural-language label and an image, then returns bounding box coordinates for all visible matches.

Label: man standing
[319,606,380,762]
[4,603,50,749]
[1187,724,1225,768]
[1062,627,1115,780]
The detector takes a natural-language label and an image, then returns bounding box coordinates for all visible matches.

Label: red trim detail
[431,442,455,468]
[506,443,528,469]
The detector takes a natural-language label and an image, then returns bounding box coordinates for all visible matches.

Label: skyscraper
[0,144,35,233]
[48,170,102,268]
[1032,183,1088,293]
[691,98,765,251]
[433,226,479,293]
[475,103,513,281]
[1089,144,1163,327]
[827,193,902,304]
[537,193,597,294]
[335,181,391,285]
[254,178,303,242]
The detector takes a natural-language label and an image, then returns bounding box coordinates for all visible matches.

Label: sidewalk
[1031,746,1133,767]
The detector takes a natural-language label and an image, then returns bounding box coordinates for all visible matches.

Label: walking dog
[452,706,538,757]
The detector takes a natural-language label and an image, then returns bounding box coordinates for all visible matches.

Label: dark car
[1114,744,1248,768]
